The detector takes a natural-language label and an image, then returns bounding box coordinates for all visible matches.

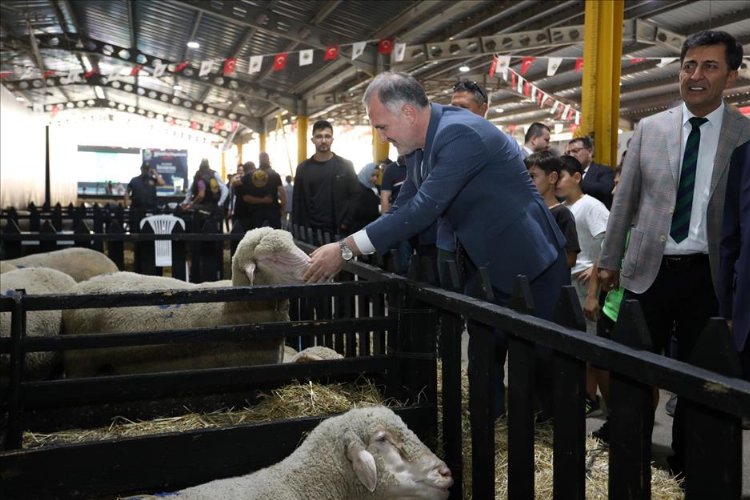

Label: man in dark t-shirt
[292,120,359,242]
[235,160,284,230]
[125,162,164,232]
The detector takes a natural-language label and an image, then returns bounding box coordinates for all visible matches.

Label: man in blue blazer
[720,139,750,380]
[306,72,569,419]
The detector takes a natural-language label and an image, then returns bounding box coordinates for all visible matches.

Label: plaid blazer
[600,103,750,295]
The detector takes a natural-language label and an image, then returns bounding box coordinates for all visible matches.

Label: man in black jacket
[292,120,359,242]
[565,136,615,208]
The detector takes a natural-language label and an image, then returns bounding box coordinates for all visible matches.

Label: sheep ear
[243,262,257,285]
[345,432,377,492]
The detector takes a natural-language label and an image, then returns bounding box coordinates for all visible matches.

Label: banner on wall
[142,148,188,191]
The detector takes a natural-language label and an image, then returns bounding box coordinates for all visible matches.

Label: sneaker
[590,420,609,444]
[585,395,605,418]
[665,393,677,417]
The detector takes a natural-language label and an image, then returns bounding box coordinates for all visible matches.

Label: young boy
[557,154,610,416]
[524,150,580,268]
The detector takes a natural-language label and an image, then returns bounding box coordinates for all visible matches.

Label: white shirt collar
[681,101,724,128]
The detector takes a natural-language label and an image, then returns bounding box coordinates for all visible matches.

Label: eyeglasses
[453,80,487,101]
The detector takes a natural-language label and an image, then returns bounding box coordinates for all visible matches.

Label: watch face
[340,242,353,261]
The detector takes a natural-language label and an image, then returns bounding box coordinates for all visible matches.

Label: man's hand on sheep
[305,237,360,283]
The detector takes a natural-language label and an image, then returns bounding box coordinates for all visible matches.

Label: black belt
[662,253,709,270]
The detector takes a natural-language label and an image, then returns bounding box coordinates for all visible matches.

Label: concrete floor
[459,331,750,497]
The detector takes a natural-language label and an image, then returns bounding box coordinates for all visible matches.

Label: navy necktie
[670,116,708,243]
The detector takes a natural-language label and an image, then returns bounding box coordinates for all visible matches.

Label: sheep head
[339,407,453,499]
[232,228,311,286]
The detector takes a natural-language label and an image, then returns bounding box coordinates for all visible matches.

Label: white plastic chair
[140,215,186,275]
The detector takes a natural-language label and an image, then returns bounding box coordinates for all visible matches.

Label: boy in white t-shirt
[557,154,610,416]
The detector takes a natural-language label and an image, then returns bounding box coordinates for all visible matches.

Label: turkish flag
[50,104,60,119]
[630,57,646,64]
[42,70,56,78]
[520,57,535,76]
[174,61,189,73]
[523,81,531,97]
[223,57,237,75]
[273,53,288,71]
[324,45,339,61]
[574,58,584,72]
[378,39,393,55]
[190,121,200,130]
[130,65,144,76]
[488,56,497,78]
[0,71,12,79]
[84,69,98,79]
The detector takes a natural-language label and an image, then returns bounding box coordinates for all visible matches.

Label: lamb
[62,227,311,377]
[131,406,453,499]
[1,247,119,282]
[288,345,344,363]
[1,267,77,381]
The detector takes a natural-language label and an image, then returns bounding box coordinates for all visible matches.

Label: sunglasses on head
[453,80,487,101]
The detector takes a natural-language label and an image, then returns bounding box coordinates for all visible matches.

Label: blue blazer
[365,104,565,295]
[719,139,750,352]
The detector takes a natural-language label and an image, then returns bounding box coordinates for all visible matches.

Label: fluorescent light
[494,107,504,113]
[186,41,200,49]
[459,65,470,72]
[81,56,93,72]
[15,95,24,102]
[94,86,105,99]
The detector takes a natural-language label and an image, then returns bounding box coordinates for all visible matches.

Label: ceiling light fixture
[186,41,200,49]
[15,95,24,101]
[459,65,470,73]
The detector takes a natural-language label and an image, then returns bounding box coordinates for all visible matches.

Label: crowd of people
[123,29,749,484]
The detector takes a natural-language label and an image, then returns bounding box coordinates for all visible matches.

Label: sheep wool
[1,247,119,282]
[1,267,77,381]
[0,261,18,274]
[289,345,344,363]
[62,228,311,377]
[131,406,453,500]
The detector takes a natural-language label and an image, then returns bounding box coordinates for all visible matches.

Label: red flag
[488,56,498,78]
[42,70,56,79]
[0,71,13,79]
[523,81,531,97]
[50,104,60,119]
[324,45,339,61]
[378,39,393,55]
[223,57,237,76]
[130,65,144,76]
[273,53,288,71]
[574,58,584,72]
[190,121,200,130]
[507,124,517,134]
[630,57,646,64]
[570,123,579,134]
[83,69,97,79]
[213,119,224,132]
[510,72,517,88]
[173,61,189,73]
[538,91,546,106]
[566,108,575,121]
[168,117,176,126]
[520,57,536,76]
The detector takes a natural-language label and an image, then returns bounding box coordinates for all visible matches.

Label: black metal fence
[1,235,749,499]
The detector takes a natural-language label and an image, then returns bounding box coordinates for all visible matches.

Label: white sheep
[130,406,453,499]
[1,267,77,381]
[1,247,119,282]
[0,261,18,273]
[62,228,311,377]
[288,345,344,363]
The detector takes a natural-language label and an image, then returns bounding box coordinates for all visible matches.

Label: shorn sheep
[1,247,119,282]
[0,267,77,381]
[62,227,311,377]
[130,406,453,499]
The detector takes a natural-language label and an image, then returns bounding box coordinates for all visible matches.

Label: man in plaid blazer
[598,30,750,479]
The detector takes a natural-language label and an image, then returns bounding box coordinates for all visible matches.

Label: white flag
[152,60,168,78]
[562,104,570,118]
[199,60,215,77]
[530,85,537,101]
[657,57,678,68]
[62,68,80,84]
[352,41,366,60]
[393,42,406,62]
[575,111,580,125]
[516,75,524,94]
[248,56,263,74]
[299,49,313,66]
[496,55,510,80]
[105,64,127,83]
[547,57,562,76]
[551,100,560,114]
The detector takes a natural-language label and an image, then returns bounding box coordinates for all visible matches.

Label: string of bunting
[489,57,581,126]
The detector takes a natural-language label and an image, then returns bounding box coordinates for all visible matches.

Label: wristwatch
[339,240,354,261]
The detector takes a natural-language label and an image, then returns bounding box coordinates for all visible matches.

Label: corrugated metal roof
[1,0,748,138]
